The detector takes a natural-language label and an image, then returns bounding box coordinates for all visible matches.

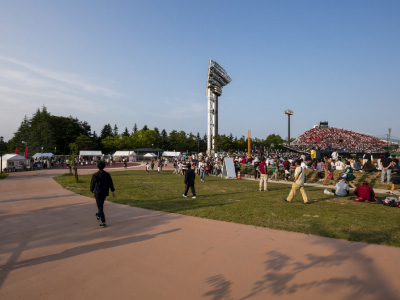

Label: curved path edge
[0,169,399,300]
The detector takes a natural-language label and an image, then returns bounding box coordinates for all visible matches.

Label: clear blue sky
[1,0,399,141]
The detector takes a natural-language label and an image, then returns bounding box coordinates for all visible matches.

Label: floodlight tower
[285,109,294,145]
[205,59,232,154]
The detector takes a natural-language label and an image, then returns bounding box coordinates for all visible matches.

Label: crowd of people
[163,149,400,204]
[291,127,387,153]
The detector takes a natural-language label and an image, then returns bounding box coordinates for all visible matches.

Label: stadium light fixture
[205,59,232,154]
[285,110,294,146]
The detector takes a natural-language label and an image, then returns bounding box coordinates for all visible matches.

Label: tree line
[3,107,285,156]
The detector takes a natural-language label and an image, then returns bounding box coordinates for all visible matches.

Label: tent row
[1,154,30,172]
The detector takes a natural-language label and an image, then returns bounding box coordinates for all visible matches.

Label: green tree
[214,134,233,152]
[131,129,159,148]
[122,127,130,137]
[169,130,188,152]
[113,124,119,136]
[100,124,113,139]
[75,134,95,151]
[69,143,78,167]
[265,134,284,148]
[232,136,247,151]
[160,129,170,150]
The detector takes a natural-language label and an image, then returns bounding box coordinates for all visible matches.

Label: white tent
[79,151,102,157]
[33,153,54,158]
[162,151,181,158]
[1,154,27,172]
[113,151,137,162]
[144,153,157,158]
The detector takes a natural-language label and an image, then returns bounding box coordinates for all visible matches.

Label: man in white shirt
[284,160,309,204]
[335,160,344,171]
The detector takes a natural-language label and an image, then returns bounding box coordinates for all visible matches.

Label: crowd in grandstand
[291,127,386,153]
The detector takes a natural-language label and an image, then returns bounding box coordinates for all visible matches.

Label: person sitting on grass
[324,158,335,183]
[388,159,400,195]
[333,178,349,197]
[354,181,375,202]
[343,161,356,189]
[362,159,376,173]
[352,158,363,171]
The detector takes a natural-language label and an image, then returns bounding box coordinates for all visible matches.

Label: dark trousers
[184,184,196,196]
[96,196,106,223]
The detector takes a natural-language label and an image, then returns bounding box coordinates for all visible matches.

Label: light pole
[0,136,4,174]
[285,110,294,146]
[22,141,28,158]
[206,59,232,154]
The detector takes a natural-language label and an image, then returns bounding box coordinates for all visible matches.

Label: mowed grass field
[55,170,400,247]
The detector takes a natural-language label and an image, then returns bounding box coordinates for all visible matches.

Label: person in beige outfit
[283,160,309,204]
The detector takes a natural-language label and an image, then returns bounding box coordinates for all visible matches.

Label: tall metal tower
[205,59,232,154]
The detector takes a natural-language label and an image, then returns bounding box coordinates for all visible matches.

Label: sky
[0,0,399,142]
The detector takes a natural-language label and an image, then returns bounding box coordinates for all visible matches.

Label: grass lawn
[0,173,8,180]
[54,170,400,247]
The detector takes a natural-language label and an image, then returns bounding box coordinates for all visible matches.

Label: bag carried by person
[327,173,334,180]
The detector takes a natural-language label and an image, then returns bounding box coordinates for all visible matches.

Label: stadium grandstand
[290,122,387,153]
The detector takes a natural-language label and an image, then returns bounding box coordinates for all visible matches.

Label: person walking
[183,163,196,199]
[283,160,309,204]
[259,157,268,191]
[90,161,115,228]
[199,160,206,182]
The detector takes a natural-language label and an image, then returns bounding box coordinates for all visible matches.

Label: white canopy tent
[113,151,137,162]
[162,151,181,158]
[1,154,28,172]
[144,153,157,159]
[33,153,54,158]
[79,151,102,157]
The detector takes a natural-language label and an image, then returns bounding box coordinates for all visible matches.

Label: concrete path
[1,169,400,300]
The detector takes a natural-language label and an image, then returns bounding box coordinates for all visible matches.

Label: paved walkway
[1,168,399,300]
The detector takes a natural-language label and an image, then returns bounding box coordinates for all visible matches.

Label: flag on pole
[25,147,28,158]
[15,147,18,154]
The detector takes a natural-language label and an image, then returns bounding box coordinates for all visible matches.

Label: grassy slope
[54,170,400,247]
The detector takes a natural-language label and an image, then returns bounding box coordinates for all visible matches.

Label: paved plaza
[1,167,399,299]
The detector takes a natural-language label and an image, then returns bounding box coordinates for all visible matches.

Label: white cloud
[0,56,121,97]
[0,56,123,139]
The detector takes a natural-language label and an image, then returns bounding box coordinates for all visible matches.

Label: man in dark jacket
[90,161,115,227]
[183,163,196,199]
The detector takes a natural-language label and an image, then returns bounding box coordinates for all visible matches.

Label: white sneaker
[192,196,196,199]
[183,194,187,198]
